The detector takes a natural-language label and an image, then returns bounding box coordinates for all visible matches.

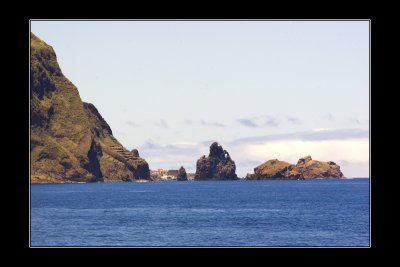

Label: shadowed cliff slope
[30,33,150,183]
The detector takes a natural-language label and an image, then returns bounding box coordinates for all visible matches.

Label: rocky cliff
[176,166,188,181]
[195,142,238,180]
[30,33,150,183]
[295,156,344,179]
[245,159,303,180]
[246,155,344,180]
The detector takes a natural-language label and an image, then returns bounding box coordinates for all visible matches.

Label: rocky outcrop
[246,155,344,180]
[131,149,139,158]
[245,159,302,180]
[176,166,188,181]
[195,142,238,180]
[30,33,150,183]
[295,156,344,179]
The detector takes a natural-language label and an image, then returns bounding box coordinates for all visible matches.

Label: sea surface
[31,179,369,247]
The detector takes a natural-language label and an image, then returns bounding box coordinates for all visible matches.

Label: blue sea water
[30,179,369,247]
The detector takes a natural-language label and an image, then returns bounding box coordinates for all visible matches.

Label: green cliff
[30,33,150,183]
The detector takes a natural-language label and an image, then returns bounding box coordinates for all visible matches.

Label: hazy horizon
[31,20,370,177]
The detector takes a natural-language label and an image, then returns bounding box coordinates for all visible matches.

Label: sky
[31,20,370,177]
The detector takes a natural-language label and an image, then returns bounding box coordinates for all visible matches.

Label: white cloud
[312,128,332,132]
[240,139,369,163]
[170,141,199,148]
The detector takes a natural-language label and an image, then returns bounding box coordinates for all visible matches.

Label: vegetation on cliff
[30,33,150,183]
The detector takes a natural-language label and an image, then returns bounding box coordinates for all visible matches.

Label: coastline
[30,177,368,184]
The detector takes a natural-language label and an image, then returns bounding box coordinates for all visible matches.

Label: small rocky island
[246,155,344,180]
[176,166,188,181]
[195,142,238,180]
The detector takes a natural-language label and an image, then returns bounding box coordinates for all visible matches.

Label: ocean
[30,178,369,247]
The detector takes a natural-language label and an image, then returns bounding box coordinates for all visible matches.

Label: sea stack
[30,33,150,183]
[176,166,188,181]
[195,142,238,180]
[246,155,344,180]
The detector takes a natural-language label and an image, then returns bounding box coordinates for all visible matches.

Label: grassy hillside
[30,33,149,183]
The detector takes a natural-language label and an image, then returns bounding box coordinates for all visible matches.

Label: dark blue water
[31,179,369,247]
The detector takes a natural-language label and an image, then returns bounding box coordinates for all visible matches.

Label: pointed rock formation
[177,166,188,181]
[195,142,238,180]
[30,33,150,183]
[246,155,344,180]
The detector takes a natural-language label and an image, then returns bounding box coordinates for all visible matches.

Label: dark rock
[83,103,112,136]
[131,149,139,158]
[209,142,224,158]
[177,166,188,181]
[195,142,238,180]
[83,139,103,181]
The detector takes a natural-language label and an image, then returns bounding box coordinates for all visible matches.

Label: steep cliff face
[195,142,238,180]
[246,155,344,180]
[30,33,150,183]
